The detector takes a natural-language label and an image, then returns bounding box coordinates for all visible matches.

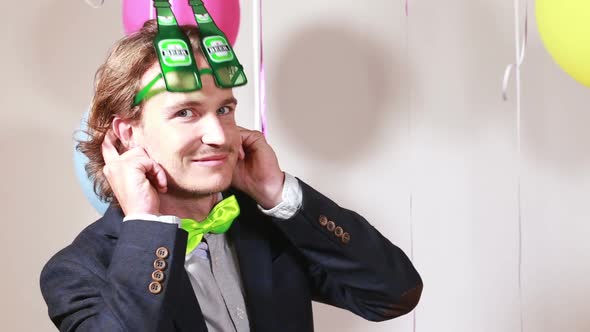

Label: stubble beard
[166,179,231,199]
[163,146,237,199]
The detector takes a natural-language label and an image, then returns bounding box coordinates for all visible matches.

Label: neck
[158,192,220,221]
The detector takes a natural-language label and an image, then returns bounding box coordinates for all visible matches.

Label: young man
[40,21,422,332]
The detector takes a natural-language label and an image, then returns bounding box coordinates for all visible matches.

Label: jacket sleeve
[40,220,188,331]
[270,179,423,322]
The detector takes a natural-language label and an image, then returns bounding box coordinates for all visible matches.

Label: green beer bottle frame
[134,0,248,107]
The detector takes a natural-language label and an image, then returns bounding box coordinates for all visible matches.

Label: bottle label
[203,36,234,63]
[158,15,177,26]
[195,13,212,24]
[158,39,192,67]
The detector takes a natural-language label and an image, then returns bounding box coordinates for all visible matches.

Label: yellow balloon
[536,0,590,87]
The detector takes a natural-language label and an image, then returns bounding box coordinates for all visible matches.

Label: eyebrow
[165,97,238,111]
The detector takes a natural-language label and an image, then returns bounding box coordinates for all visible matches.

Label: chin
[167,182,231,198]
[174,172,232,195]
[197,179,231,193]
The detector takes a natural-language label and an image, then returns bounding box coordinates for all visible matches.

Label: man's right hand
[101,130,168,216]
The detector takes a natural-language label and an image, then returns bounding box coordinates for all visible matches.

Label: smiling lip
[192,154,228,166]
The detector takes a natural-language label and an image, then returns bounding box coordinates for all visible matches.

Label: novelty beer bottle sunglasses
[134,0,248,106]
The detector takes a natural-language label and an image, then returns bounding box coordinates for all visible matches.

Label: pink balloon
[122,0,241,46]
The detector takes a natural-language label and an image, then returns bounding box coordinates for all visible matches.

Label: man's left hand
[231,127,285,209]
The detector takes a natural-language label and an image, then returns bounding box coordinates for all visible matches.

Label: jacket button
[148,281,163,294]
[342,232,351,244]
[334,226,344,237]
[152,270,165,282]
[326,221,336,232]
[319,215,328,226]
[153,259,167,270]
[156,247,169,259]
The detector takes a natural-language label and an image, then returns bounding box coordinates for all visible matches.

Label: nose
[200,114,227,146]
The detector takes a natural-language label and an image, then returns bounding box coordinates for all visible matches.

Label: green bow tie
[180,195,240,255]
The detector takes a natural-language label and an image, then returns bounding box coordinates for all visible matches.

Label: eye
[176,109,195,118]
[216,106,233,116]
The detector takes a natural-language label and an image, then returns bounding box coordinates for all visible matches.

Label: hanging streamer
[502,1,528,101]
[253,0,267,136]
[84,0,105,9]
[260,55,267,135]
[404,3,417,332]
[259,1,267,136]
[502,1,528,332]
[405,0,409,17]
[404,2,415,332]
[149,0,154,21]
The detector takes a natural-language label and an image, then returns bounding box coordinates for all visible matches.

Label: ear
[112,117,142,150]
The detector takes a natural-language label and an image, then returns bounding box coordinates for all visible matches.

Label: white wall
[1,0,589,331]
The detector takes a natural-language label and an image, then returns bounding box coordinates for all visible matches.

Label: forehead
[139,52,235,111]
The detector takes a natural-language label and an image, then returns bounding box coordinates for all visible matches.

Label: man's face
[133,56,240,197]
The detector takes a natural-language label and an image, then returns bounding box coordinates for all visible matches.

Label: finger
[130,151,167,192]
[122,146,150,159]
[238,144,245,160]
[152,162,168,193]
[238,133,245,160]
[145,166,167,193]
[239,128,265,152]
[237,126,258,140]
[101,130,120,164]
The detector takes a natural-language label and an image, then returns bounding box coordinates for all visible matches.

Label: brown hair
[77,20,202,204]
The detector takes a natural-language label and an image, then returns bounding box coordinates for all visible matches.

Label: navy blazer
[41,180,422,331]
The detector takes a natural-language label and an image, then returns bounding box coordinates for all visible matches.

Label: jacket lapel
[171,270,209,331]
[228,196,274,332]
[100,204,124,238]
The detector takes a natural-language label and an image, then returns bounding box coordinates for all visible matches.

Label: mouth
[191,154,228,166]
